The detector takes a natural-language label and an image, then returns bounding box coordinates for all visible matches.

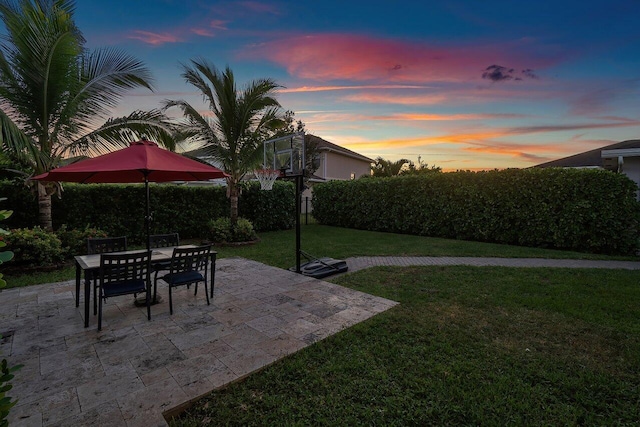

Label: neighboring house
[535,139,640,195]
[306,134,373,181]
[302,135,373,213]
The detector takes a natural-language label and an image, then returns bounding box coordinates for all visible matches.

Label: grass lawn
[4,224,635,288]
[172,266,640,426]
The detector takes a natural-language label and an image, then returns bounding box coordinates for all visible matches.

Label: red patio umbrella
[33,140,228,250]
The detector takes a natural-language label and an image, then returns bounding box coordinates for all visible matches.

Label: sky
[73,0,640,171]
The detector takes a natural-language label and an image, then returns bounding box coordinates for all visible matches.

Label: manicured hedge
[0,180,295,243]
[312,168,640,255]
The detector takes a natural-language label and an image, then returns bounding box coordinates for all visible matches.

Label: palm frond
[66,109,180,156]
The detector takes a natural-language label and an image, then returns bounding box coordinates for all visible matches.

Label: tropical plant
[164,58,285,225]
[207,217,257,244]
[371,156,411,177]
[0,0,177,230]
[0,198,20,427]
[400,157,442,175]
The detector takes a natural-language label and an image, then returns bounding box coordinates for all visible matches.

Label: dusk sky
[75,1,640,171]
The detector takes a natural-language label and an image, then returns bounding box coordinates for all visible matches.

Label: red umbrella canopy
[33,140,227,183]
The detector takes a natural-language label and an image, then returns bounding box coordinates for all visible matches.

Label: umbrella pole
[145,177,151,252]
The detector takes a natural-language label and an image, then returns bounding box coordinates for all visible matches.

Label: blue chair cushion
[163,271,204,286]
[103,279,146,298]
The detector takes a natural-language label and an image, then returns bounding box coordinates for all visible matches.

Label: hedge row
[0,180,295,243]
[312,168,640,255]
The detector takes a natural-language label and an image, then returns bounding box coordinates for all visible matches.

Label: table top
[74,245,200,270]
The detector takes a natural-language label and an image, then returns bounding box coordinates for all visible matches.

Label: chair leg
[210,256,216,299]
[97,289,103,331]
[169,285,174,315]
[146,287,151,320]
[204,280,210,306]
[93,281,97,315]
[153,273,158,303]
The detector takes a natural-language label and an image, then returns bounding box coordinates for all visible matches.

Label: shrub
[207,217,257,244]
[6,227,65,267]
[312,168,640,255]
[1,201,24,426]
[0,181,296,243]
[55,224,108,257]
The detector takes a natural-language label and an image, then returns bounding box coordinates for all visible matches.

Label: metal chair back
[87,236,127,255]
[98,250,151,330]
[149,233,179,248]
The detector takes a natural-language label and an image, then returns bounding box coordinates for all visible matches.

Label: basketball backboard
[263,132,305,176]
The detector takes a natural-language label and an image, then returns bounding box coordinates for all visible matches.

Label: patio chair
[155,244,212,315]
[97,250,151,331]
[149,233,180,294]
[87,236,127,315]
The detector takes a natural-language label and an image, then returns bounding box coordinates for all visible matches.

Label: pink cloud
[249,33,558,83]
[333,120,640,165]
[278,84,429,93]
[191,28,216,37]
[128,30,180,45]
[210,19,228,30]
[381,113,528,121]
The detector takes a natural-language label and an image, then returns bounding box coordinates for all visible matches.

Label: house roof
[535,139,640,168]
[306,134,374,163]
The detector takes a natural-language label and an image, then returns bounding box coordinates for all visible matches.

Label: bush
[55,224,108,257]
[6,227,65,267]
[207,217,258,244]
[312,168,640,255]
[0,181,295,244]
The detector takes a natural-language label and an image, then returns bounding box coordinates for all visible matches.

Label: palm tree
[0,0,177,230]
[372,157,411,177]
[164,59,285,225]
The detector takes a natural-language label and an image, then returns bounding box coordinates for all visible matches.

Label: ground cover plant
[172,266,640,426]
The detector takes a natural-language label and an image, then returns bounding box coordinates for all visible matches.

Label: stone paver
[345,256,640,272]
[1,258,397,426]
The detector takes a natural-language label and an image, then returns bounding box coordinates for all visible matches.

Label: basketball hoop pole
[262,132,305,274]
[295,174,302,273]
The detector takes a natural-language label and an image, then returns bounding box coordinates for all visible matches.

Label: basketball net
[254,168,280,190]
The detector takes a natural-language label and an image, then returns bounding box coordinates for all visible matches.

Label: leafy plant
[207,217,257,243]
[5,227,65,267]
[0,198,20,426]
[56,224,107,257]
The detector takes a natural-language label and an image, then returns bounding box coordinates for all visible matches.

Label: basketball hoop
[254,168,280,190]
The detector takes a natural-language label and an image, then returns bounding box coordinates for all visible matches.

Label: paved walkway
[345,256,640,272]
[1,258,397,427]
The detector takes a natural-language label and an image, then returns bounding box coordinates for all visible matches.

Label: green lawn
[172,266,640,426]
[4,224,636,288]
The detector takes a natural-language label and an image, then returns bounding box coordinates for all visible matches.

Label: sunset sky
[75,0,640,171]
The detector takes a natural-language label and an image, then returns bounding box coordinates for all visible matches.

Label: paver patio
[0,257,398,426]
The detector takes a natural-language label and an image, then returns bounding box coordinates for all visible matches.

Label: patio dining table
[74,245,216,327]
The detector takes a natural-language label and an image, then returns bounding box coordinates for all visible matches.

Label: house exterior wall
[622,157,640,198]
[319,152,371,180]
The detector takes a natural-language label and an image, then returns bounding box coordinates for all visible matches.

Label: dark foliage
[0,180,295,244]
[312,168,640,255]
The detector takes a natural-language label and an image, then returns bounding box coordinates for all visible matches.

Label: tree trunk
[37,182,53,231]
[228,181,239,226]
